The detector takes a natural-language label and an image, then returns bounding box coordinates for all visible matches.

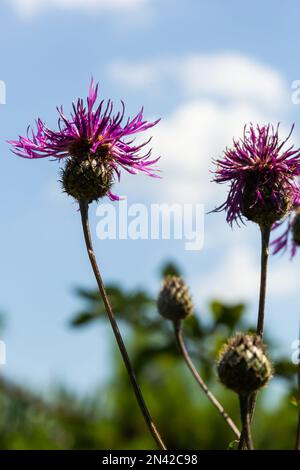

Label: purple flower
[271,201,300,257]
[213,124,300,226]
[9,79,160,201]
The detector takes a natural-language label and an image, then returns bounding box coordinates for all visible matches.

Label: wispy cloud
[152,99,275,206]
[7,0,148,18]
[197,244,299,304]
[109,53,291,209]
[108,53,288,110]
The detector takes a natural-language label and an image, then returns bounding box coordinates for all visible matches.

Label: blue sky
[1,0,300,394]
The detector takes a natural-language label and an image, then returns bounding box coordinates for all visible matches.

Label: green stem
[79,199,167,450]
[173,321,240,440]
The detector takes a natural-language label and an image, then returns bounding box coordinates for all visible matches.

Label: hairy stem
[173,321,240,440]
[238,395,254,450]
[79,199,166,450]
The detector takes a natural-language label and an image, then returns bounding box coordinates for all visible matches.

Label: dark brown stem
[79,199,167,450]
[238,395,254,450]
[296,370,300,450]
[296,323,300,451]
[256,224,271,338]
[173,321,240,440]
[249,224,271,427]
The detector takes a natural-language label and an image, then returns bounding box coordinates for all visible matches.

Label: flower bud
[157,276,193,321]
[62,153,113,203]
[217,333,273,395]
[241,179,292,226]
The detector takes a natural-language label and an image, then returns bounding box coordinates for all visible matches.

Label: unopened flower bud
[217,333,273,395]
[157,276,193,321]
[62,153,113,203]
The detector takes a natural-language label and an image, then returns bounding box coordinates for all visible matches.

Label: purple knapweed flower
[9,79,160,202]
[213,124,300,226]
[271,200,300,257]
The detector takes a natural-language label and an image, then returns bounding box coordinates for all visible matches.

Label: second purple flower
[213,124,300,227]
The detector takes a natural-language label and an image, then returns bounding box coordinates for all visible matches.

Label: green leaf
[210,300,245,330]
[227,440,239,450]
[133,342,178,373]
[160,262,182,278]
[71,284,155,328]
[274,359,297,380]
[70,312,99,327]
[184,315,206,339]
[290,396,300,409]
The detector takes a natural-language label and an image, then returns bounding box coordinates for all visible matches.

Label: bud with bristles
[241,178,292,226]
[62,153,113,203]
[157,276,193,322]
[217,333,273,395]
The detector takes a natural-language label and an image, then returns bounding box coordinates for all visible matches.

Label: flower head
[217,333,273,395]
[213,124,300,226]
[9,79,160,202]
[157,276,193,322]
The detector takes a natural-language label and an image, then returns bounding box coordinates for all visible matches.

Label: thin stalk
[296,321,300,450]
[238,395,254,450]
[249,223,271,425]
[79,199,166,450]
[296,365,300,450]
[173,321,240,440]
[256,223,271,338]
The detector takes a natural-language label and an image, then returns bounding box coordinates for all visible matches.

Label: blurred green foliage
[0,262,298,449]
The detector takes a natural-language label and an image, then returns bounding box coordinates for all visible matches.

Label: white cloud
[108,53,288,110]
[108,53,297,334]
[181,54,287,109]
[197,244,299,304]
[113,53,292,209]
[8,0,147,17]
[108,60,161,90]
[151,99,276,206]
